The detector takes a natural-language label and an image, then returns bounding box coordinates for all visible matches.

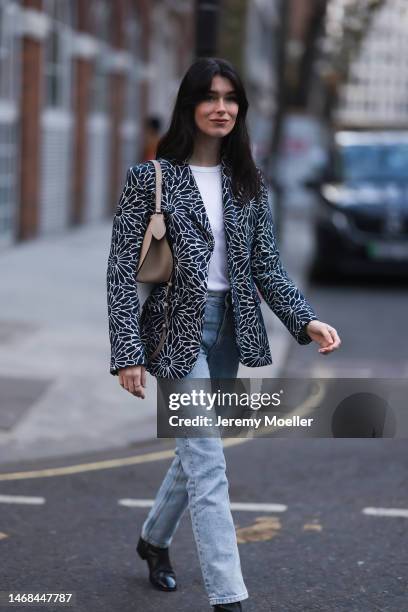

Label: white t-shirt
[189,164,230,291]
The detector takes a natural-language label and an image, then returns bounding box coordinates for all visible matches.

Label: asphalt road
[0,274,407,612]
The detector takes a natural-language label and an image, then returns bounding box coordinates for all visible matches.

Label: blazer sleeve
[250,171,318,345]
[107,165,151,375]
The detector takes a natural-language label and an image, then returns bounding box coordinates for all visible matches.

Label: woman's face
[194,75,239,139]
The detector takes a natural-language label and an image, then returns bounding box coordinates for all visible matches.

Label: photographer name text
[168,414,314,428]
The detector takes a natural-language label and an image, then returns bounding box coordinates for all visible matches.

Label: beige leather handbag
[136,159,174,362]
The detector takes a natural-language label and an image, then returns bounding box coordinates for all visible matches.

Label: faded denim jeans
[141,289,249,606]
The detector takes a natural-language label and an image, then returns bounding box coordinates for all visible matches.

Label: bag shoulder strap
[150,159,162,214]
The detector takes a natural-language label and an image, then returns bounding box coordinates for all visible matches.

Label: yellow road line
[0,438,249,481]
[0,385,324,482]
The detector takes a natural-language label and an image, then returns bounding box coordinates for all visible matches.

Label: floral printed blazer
[107,158,318,379]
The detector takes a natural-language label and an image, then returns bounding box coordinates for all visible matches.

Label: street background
[0,1,407,611]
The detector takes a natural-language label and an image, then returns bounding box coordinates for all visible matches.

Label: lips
[212,120,228,125]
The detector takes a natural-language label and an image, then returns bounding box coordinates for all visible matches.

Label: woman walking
[107,57,341,611]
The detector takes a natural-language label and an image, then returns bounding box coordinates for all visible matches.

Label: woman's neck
[188,133,222,167]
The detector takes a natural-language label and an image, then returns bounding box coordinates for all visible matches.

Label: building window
[43,0,74,109]
[89,0,111,114]
[0,1,19,102]
[0,1,20,245]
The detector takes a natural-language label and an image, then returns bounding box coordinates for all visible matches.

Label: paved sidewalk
[0,205,314,466]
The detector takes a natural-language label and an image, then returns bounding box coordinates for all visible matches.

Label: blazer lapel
[219,157,238,249]
[182,162,214,245]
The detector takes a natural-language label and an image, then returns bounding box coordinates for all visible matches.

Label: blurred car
[308,130,408,279]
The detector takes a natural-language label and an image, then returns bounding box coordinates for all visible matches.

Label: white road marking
[118,499,287,512]
[118,499,153,508]
[229,502,287,512]
[363,507,408,518]
[0,494,45,505]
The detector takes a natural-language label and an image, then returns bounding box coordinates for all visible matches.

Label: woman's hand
[305,320,341,355]
[118,365,147,398]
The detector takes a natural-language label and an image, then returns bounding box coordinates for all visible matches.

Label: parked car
[308,130,408,279]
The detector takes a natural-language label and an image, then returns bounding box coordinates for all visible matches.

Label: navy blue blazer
[107,157,318,379]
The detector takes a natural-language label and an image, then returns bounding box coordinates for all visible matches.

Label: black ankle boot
[136,536,177,591]
[213,602,243,611]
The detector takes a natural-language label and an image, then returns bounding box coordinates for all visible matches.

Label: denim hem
[209,590,249,606]
[140,532,169,549]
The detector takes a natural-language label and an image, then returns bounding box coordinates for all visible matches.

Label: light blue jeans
[141,289,249,607]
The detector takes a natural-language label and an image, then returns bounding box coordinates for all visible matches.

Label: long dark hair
[156,57,261,203]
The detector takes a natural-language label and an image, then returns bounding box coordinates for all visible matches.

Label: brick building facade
[0,0,194,248]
